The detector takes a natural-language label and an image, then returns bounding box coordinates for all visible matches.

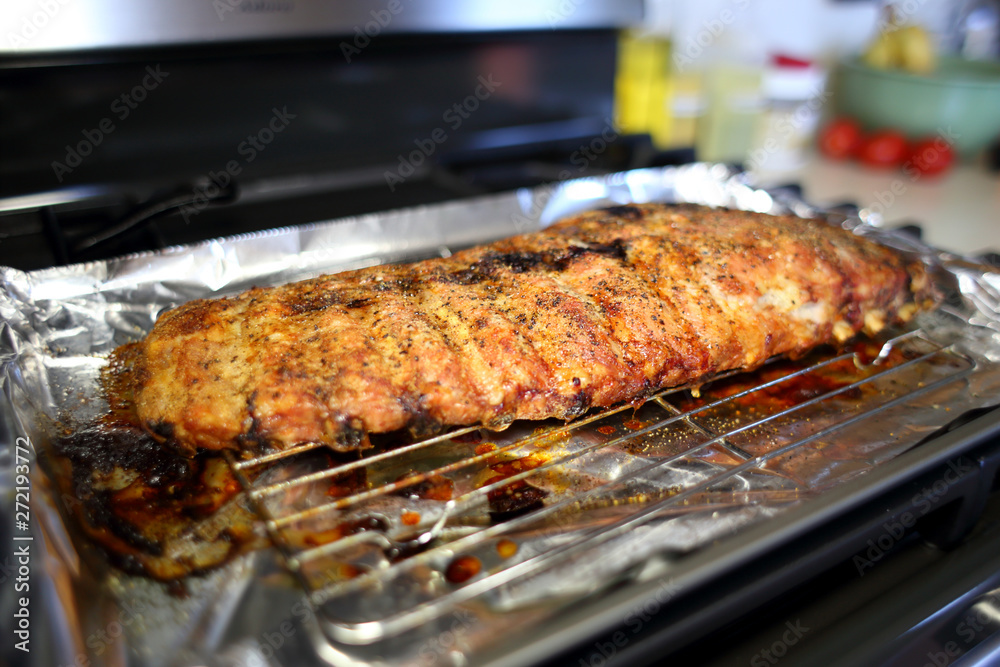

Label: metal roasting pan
[3,164,1000,667]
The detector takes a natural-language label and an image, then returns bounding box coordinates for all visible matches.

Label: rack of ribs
[109,203,935,456]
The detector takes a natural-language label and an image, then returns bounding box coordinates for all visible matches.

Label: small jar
[749,54,828,172]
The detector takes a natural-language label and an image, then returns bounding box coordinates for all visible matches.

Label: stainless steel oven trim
[0,0,643,55]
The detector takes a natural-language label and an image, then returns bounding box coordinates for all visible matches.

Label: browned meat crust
[112,204,935,456]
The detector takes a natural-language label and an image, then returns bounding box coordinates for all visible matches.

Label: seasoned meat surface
[116,204,935,456]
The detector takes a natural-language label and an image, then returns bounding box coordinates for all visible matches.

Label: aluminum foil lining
[2,163,1000,667]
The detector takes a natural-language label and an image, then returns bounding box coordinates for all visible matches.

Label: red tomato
[908,137,955,176]
[857,130,909,169]
[818,118,862,160]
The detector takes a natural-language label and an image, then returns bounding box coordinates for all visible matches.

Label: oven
[3,4,1000,667]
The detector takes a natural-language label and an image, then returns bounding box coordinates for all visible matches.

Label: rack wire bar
[222,327,975,642]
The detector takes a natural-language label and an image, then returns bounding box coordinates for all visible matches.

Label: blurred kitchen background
[0,0,998,270]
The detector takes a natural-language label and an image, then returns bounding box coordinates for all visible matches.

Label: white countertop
[751,152,1000,256]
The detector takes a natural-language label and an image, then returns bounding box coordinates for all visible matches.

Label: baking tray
[3,164,1000,667]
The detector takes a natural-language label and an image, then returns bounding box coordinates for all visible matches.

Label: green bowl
[834,56,1000,157]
